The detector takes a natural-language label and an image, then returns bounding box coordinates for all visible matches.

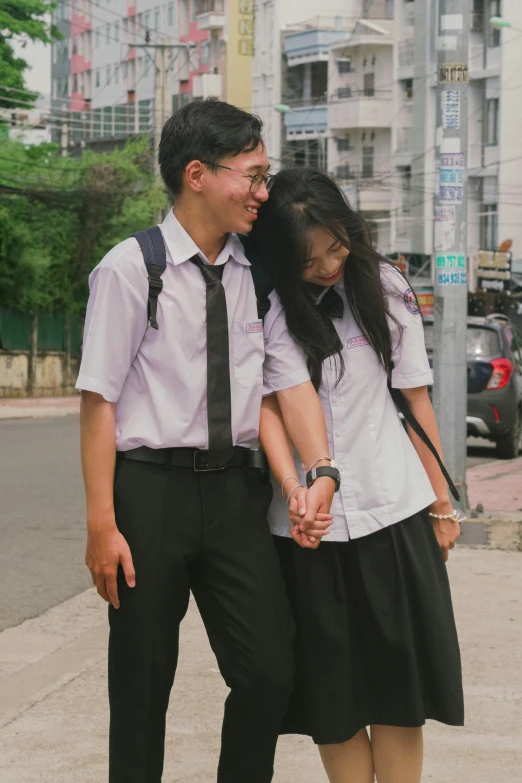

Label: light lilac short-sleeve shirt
[264,265,437,541]
[76,210,309,451]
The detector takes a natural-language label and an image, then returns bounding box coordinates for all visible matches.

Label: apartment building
[50,0,254,148]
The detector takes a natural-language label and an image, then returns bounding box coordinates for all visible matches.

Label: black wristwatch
[306,466,341,492]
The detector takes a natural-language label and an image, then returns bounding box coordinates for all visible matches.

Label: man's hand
[288,486,332,548]
[86,520,136,608]
[429,498,461,562]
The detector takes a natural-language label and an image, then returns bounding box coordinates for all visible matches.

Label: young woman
[252,168,464,783]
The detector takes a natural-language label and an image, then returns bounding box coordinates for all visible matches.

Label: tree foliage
[0,0,60,109]
[0,137,168,315]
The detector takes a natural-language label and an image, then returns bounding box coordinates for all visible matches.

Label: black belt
[117,445,268,472]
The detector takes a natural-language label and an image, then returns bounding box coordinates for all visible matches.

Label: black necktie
[191,255,234,467]
[316,286,344,319]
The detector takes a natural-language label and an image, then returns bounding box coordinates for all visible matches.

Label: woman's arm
[400,385,460,561]
[260,395,332,548]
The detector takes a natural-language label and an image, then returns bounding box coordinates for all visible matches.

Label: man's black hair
[158,99,264,198]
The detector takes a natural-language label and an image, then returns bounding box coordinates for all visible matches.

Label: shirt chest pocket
[232,320,264,388]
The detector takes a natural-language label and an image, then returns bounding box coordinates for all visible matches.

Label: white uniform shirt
[263,265,437,541]
[76,210,310,451]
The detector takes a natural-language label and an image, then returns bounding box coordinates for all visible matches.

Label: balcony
[397,40,414,80]
[336,174,392,211]
[329,93,393,130]
[192,73,222,99]
[284,29,349,67]
[469,44,501,80]
[284,103,327,138]
[395,127,412,166]
[196,0,225,31]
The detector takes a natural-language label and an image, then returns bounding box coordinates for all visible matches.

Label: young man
[77,99,338,783]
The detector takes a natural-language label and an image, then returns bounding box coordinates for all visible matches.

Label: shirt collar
[160,209,251,267]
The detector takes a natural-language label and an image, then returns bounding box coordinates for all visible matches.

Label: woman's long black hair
[250,167,401,390]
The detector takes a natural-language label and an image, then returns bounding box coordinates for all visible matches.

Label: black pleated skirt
[274,510,464,745]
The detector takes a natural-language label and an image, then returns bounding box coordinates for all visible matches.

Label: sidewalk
[0,548,521,783]
[0,396,80,420]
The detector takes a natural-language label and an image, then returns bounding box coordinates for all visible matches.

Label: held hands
[286,479,335,549]
[85,517,136,608]
[429,498,462,562]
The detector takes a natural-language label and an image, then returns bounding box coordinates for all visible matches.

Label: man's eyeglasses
[200,161,274,193]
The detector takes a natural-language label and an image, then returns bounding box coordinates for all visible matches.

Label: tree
[0,0,60,109]
[0,137,167,316]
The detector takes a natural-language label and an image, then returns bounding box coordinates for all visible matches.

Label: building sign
[438,152,464,204]
[238,0,254,56]
[476,251,512,293]
[416,288,434,317]
[442,90,460,129]
[438,63,468,84]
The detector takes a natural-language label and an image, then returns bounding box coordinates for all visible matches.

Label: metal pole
[154,44,166,177]
[60,103,68,157]
[432,0,470,511]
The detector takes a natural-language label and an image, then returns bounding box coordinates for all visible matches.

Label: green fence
[0,309,82,354]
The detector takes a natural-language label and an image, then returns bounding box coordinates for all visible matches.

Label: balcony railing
[196,0,224,13]
[398,40,414,68]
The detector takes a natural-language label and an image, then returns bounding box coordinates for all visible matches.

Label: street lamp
[489,16,522,31]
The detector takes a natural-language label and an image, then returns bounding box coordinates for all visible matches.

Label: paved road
[0,415,89,632]
[0,416,505,633]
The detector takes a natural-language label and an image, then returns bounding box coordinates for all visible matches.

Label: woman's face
[302,225,350,286]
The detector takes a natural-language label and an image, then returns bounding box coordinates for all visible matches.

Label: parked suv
[424,314,522,459]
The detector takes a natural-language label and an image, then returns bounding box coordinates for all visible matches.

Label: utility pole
[432,0,470,511]
[60,103,68,157]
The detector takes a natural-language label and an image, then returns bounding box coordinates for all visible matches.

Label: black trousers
[108,459,294,783]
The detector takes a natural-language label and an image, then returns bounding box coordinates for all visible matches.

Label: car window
[423,324,501,357]
[508,326,522,366]
[466,327,501,358]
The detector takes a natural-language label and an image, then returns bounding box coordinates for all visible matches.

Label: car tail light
[486,358,514,390]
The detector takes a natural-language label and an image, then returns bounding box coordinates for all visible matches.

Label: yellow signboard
[226,0,254,109]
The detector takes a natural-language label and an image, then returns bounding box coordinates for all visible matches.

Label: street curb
[460,513,522,551]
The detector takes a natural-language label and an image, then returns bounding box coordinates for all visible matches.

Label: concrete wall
[0,352,80,398]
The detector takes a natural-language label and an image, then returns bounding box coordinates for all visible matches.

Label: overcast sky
[12,39,52,97]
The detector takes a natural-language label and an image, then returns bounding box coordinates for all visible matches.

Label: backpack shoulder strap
[238,234,273,321]
[132,226,167,330]
[387,378,460,502]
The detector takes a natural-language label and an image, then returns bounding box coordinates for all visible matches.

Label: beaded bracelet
[428,511,466,524]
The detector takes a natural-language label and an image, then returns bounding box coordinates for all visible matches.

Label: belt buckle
[193,450,226,472]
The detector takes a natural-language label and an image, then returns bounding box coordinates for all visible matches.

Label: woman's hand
[429,498,461,562]
[288,486,332,548]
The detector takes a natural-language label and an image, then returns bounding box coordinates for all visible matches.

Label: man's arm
[400,386,460,561]
[260,395,332,548]
[275,381,336,530]
[80,391,135,607]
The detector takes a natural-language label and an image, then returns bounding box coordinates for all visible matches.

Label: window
[95,26,100,47]
[122,18,128,35]
[362,146,374,178]
[72,36,78,54]
[95,68,100,87]
[114,63,119,84]
[155,6,161,29]
[337,86,352,99]
[73,74,78,92]
[336,164,351,179]
[114,21,119,41]
[201,41,210,65]
[363,73,375,97]
[106,64,112,85]
[337,59,353,74]
[336,136,351,152]
[144,10,151,29]
[486,98,499,145]
[168,2,174,25]
[106,22,111,43]
[482,204,498,250]
[489,0,501,46]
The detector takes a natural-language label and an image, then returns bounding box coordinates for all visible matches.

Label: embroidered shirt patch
[346,335,369,349]
[246,320,263,333]
[403,288,420,315]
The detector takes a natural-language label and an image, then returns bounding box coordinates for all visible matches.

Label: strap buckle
[148,277,163,296]
[193,450,226,472]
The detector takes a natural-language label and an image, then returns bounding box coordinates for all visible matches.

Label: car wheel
[496,408,522,460]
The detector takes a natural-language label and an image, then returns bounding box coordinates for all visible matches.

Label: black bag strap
[239,233,273,321]
[387,378,460,502]
[133,226,167,330]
